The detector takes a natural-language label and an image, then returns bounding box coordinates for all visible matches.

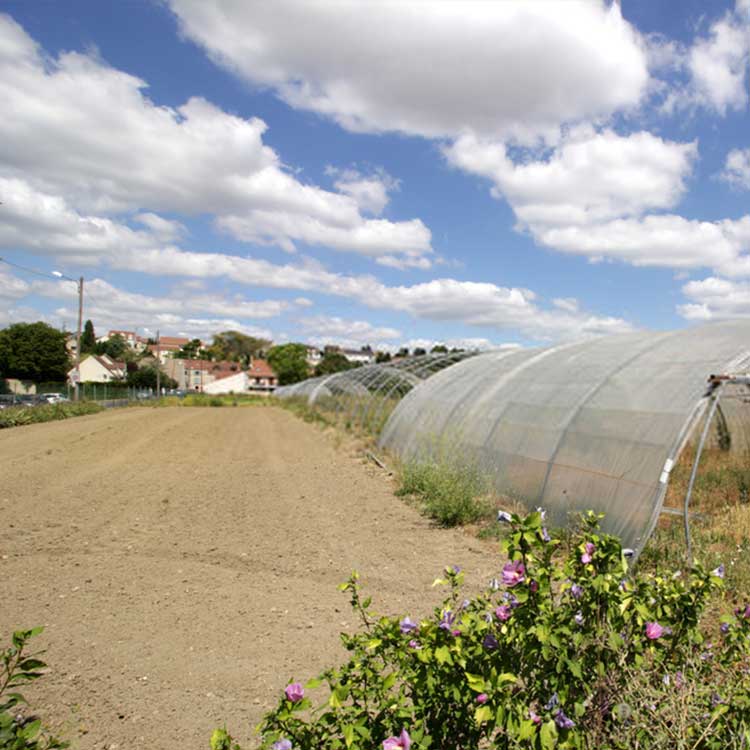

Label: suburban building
[97,330,147,352]
[179,358,278,395]
[305,346,323,368]
[147,336,191,363]
[69,354,126,384]
[164,358,241,391]
[247,358,277,392]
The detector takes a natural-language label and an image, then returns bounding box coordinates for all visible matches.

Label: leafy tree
[126,366,177,390]
[413,347,427,356]
[175,338,204,359]
[80,319,96,354]
[396,347,410,359]
[209,331,270,365]
[267,343,309,385]
[0,322,70,382]
[430,344,448,354]
[94,333,127,360]
[314,352,354,377]
[375,351,392,363]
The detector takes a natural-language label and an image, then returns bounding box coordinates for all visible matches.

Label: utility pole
[74,276,83,402]
[156,329,161,397]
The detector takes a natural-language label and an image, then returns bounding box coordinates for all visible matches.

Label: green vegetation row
[146,393,271,408]
[0,401,103,429]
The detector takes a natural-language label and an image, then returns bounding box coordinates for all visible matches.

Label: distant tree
[95,333,127,360]
[0,322,70,382]
[375,351,392,363]
[127,366,177,390]
[314,352,354,377]
[396,347,410,359]
[80,319,96,354]
[431,345,448,354]
[413,347,427,357]
[209,331,271,365]
[267,343,309,385]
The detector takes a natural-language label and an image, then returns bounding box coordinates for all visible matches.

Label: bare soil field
[0,406,497,749]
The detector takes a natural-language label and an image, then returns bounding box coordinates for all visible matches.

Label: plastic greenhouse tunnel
[277,321,750,558]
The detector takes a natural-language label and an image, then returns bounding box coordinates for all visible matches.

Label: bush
[215,511,750,749]
[1,627,68,748]
[0,401,102,429]
[396,459,492,526]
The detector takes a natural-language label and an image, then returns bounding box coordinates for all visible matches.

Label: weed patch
[0,401,102,429]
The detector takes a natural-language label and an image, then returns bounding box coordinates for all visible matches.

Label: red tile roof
[248,359,276,379]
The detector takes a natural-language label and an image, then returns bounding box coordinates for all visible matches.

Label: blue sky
[0,0,749,351]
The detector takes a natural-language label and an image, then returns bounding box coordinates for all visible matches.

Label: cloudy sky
[0,0,749,351]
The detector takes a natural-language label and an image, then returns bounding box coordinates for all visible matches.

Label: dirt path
[0,406,498,749]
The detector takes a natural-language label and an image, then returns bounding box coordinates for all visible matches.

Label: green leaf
[517,719,537,740]
[474,705,492,725]
[540,719,558,750]
[22,719,41,739]
[343,724,355,748]
[305,677,323,689]
[434,646,452,665]
[465,672,486,692]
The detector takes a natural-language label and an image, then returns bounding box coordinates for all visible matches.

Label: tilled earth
[0,405,498,749]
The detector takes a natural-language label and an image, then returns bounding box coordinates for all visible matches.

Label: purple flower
[400,617,418,634]
[744,604,750,619]
[408,639,421,649]
[711,564,725,579]
[529,579,539,593]
[273,740,292,750]
[495,604,512,621]
[645,622,665,640]
[574,611,584,626]
[483,633,499,651]
[476,693,489,704]
[439,609,455,631]
[581,542,595,565]
[541,526,551,543]
[720,622,730,634]
[383,729,411,750]
[451,629,462,637]
[497,510,513,524]
[570,583,583,599]
[711,692,725,708]
[529,709,542,725]
[555,709,575,730]
[544,693,559,711]
[284,682,304,703]
[502,560,525,587]
[451,565,462,574]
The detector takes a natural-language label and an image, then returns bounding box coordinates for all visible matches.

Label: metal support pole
[683,385,724,566]
[156,329,161,397]
[74,276,83,402]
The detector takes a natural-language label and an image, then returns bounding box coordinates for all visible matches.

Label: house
[342,348,375,365]
[305,346,323,368]
[146,336,191,363]
[201,359,278,395]
[97,330,147,352]
[247,358,277,392]
[164,358,240,391]
[69,354,126,384]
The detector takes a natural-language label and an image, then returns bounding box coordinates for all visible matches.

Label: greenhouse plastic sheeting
[274,351,475,433]
[379,321,750,554]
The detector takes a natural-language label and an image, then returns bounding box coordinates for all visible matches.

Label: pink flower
[581,542,595,564]
[645,622,665,640]
[383,729,411,750]
[476,693,489,704]
[501,560,525,587]
[495,604,512,621]
[284,682,304,702]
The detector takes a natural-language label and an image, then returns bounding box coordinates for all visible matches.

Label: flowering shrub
[215,511,750,749]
